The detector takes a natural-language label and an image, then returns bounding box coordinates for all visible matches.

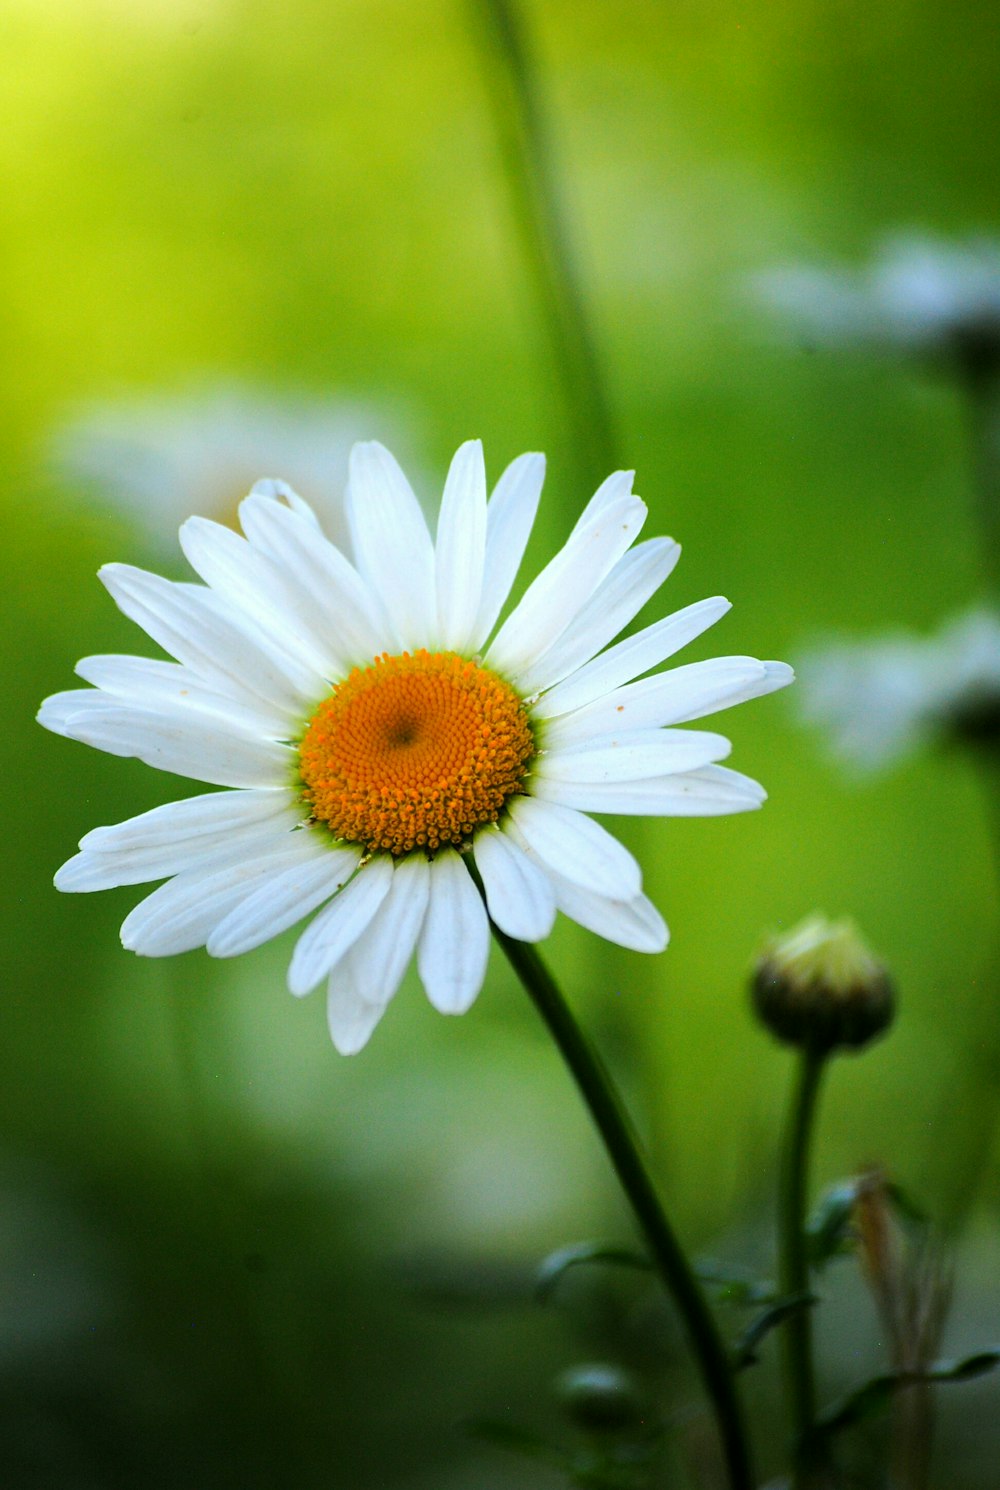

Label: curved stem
[778,1046,828,1485]
[495,929,755,1490]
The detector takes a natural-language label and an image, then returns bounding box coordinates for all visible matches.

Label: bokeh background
[4,1,999,1485]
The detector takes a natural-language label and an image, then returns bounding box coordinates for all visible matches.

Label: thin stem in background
[494,928,755,1490]
[778,1045,828,1488]
[468,0,620,486]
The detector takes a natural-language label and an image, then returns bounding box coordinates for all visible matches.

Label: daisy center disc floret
[298,649,536,856]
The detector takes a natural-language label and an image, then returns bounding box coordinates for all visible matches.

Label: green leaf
[535,1242,652,1302]
[817,1349,1000,1435]
[732,1293,815,1370]
[806,1181,861,1269]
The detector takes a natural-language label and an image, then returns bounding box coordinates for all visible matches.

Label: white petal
[179,516,337,677]
[513,537,681,698]
[472,452,545,647]
[472,826,556,942]
[120,837,321,956]
[548,871,669,953]
[74,656,293,737]
[79,788,296,854]
[532,764,767,816]
[38,689,118,736]
[287,854,394,996]
[507,795,641,899]
[533,728,731,782]
[435,439,487,650]
[238,488,387,668]
[333,855,430,1005]
[569,469,635,532]
[486,495,647,682]
[536,597,732,720]
[346,441,436,648]
[325,978,390,1055]
[247,478,323,530]
[99,564,320,717]
[206,845,361,957]
[543,658,773,744]
[417,850,490,1014]
[57,813,303,892]
[59,704,294,787]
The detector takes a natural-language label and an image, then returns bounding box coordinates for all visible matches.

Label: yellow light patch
[299,650,535,855]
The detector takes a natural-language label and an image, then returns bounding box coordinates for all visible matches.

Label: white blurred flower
[755,234,1000,369]
[799,608,1000,770]
[49,386,413,552]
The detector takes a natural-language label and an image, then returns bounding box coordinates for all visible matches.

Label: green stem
[468,0,620,485]
[779,1046,828,1485]
[495,929,755,1490]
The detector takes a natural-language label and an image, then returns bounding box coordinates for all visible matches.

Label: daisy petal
[534,728,731,782]
[507,796,641,899]
[473,826,556,942]
[207,845,361,957]
[487,495,647,682]
[435,439,487,651]
[513,537,681,698]
[287,855,394,996]
[79,788,296,854]
[536,597,732,720]
[179,516,336,676]
[58,705,294,787]
[333,855,431,1006]
[417,850,490,1014]
[543,657,779,744]
[99,564,319,716]
[532,764,767,815]
[38,689,118,736]
[120,838,320,956]
[75,655,293,737]
[238,488,386,668]
[325,978,390,1056]
[570,469,635,531]
[347,441,436,648]
[548,871,669,953]
[473,452,545,647]
[57,816,302,892]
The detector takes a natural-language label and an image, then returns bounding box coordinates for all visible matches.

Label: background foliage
[3,1,998,1484]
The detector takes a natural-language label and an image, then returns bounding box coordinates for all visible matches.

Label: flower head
[751,913,894,1053]
[799,608,1000,771]
[40,440,792,1052]
[755,234,1000,374]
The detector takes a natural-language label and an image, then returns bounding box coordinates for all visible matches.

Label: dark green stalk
[494,929,755,1490]
[468,0,619,484]
[779,1045,828,1485]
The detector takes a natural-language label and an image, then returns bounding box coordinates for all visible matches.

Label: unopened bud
[751,914,894,1054]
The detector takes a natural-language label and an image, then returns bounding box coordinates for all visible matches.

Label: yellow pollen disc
[299,650,536,856]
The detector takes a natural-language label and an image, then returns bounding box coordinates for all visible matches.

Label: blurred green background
[3,0,999,1485]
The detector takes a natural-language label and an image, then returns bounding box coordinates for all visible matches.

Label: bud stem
[493,927,755,1490]
[779,1044,829,1486]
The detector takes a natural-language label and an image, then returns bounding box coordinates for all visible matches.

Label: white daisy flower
[753,233,1000,368]
[39,440,792,1053]
[799,608,1000,771]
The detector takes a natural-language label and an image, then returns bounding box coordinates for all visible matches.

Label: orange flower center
[299,650,535,856]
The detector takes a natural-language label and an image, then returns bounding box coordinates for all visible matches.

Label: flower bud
[554,1363,647,1434]
[751,914,894,1054]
